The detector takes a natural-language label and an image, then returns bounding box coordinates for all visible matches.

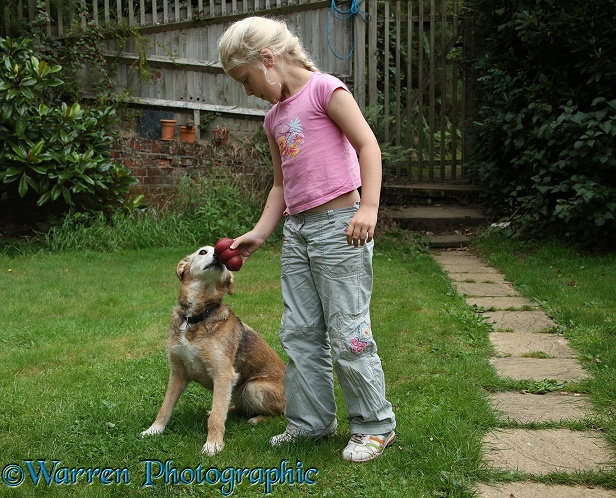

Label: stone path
[433,249,616,498]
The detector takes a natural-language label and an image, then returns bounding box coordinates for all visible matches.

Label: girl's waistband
[285,201,360,222]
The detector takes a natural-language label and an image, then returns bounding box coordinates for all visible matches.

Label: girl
[217,16,396,463]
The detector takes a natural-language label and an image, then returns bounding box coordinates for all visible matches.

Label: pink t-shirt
[264,72,361,215]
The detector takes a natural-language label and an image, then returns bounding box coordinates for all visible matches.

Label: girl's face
[228,62,282,105]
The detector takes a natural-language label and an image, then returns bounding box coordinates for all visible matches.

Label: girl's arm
[231,134,286,258]
[327,88,382,247]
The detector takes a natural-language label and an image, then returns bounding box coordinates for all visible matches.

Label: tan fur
[141,246,286,456]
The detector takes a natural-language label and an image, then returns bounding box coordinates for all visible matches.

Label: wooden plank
[57,0,64,36]
[406,0,413,150]
[128,0,134,24]
[125,96,269,116]
[367,0,378,106]
[140,0,146,25]
[45,0,52,35]
[116,0,122,23]
[440,0,446,179]
[383,0,390,143]
[394,0,400,145]
[355,3,366,109]
[428,0,435,181]
[107,52,225,72]
[417,0,424,180]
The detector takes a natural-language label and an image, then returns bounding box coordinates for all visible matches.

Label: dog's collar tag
[183,304,220,326]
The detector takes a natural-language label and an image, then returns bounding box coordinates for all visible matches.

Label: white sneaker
[342,431,396,462]
[270,431,299,446]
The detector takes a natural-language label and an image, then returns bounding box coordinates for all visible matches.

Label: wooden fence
[2,0,471,183]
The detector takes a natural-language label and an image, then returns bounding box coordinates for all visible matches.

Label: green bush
[467,0,616,245]
[0,36,136,221]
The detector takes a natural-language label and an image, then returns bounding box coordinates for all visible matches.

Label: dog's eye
[199,249,207,255]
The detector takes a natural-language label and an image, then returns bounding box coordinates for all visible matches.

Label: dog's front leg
[202,370,238,456]
[141,372,188,436]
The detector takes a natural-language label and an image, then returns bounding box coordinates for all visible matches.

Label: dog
[141,245,286,456]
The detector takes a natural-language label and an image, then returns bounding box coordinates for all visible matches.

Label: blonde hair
[218,17,318,73]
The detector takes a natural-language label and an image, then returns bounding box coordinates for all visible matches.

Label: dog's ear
[177,257,191,281]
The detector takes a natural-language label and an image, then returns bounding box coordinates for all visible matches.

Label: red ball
[214,238,234,255]
[224,255,243,271]
[214,238,243,271]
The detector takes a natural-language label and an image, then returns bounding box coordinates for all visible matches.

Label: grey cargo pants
[279,203,396,437]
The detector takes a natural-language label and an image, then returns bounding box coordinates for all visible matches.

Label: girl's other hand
[346,206,377,247]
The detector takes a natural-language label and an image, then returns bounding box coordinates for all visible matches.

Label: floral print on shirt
[277,117,304,159]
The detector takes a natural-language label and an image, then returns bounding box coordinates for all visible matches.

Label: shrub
[0,36,137,224]
[467,0,616,245]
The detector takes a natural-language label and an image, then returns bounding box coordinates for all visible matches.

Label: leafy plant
[0,35,137,221]
[467,0,616,245]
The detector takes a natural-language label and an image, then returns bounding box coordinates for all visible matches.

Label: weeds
[43,169,271,253]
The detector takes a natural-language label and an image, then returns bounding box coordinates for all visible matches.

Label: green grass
[0,242,496,497]
[1,233,615,496]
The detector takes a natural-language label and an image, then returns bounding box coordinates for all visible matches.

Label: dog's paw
[141,424,165,437]
[202,440,224,456]
[247,415,267,425]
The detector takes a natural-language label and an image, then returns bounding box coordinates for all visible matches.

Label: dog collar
[183,304,220,325]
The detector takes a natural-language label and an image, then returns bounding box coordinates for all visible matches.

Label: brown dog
[141,245,286,455]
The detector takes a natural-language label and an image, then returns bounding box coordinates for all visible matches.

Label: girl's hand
[346,206,378,247]
[230,231,265,260]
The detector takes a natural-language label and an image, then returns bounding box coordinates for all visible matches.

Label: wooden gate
[355,0,471,183]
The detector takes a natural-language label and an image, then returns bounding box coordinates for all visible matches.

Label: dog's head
[177,246,234,298]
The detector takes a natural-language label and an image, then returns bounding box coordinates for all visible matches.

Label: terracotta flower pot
[213,126,230,146]
[180,125,196,144]
[160,119,176,140]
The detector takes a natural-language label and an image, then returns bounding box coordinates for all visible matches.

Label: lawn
[0,236,614,497]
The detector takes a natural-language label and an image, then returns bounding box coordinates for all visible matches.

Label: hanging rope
[327,0,371,61]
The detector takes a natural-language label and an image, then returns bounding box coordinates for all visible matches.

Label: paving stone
[476,482,616,498]
[482,429,614,474]
[439,264,503,274]
[466,296,538,311]
[484,311,557,333]
[448,272,509,284]
[455,281,518,297]
[490,357,590,382]
[490,332,576,358]
[489,392,590,423]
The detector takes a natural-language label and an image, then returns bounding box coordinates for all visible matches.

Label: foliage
[44,171,267,252]
[0,35,137,221]
[467,0,616,245]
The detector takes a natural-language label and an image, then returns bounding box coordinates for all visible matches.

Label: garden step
[476,482,616,498]
[481,429,614,474]
[389,205,488,232]
[483,310,558,333]
[465,296,539,311]
[489,392,590,424]
[489,357,590,382]
[490,332,576,358]
[381,183,483,206]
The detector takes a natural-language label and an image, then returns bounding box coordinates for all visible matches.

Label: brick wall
[111,136,267,207]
